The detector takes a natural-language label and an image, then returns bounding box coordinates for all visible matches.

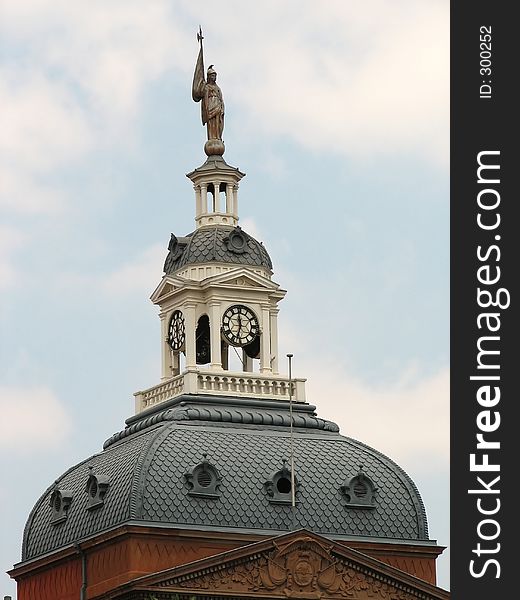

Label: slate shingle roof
[163,226,272,274]
[21,395,430,562]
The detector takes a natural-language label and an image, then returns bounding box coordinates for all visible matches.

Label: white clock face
[221,304,259,347]
[168,309,185,351]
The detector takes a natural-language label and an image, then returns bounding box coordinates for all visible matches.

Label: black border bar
[451,2,516,597]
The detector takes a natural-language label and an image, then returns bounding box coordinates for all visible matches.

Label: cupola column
[233,184,239,218]
[226,183,233,213]
[213,181,221,212]
[184,303,197,369]
[260,305,272,373]
[160,312,172,381]
[270,308,280,375]
[200,184,208,216]
[195,185,203,219]
[209,301,222,370]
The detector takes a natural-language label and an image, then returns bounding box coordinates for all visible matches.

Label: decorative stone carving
[173,537,418,599]
[223,227,249,255]
[163,233,185,273]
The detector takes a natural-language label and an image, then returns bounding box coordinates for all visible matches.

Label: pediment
[201,267,280,291]
[123,530,449,600]
[150,275,197,303]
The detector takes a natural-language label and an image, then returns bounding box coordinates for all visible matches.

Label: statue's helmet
[207,65,216,76]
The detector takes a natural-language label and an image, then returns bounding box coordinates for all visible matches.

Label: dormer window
[184,454,222,499]
[264,460,299,505]
[49,487,73,524]
[85,467,110,510]
[341,465,377,509]
[223,227,248,254]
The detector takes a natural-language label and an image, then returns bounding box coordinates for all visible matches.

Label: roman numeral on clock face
[168,309,185,351]
[221,304,259,347]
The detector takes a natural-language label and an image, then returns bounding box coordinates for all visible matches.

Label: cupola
[133,36,307,416]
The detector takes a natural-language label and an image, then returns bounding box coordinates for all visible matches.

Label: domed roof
[22,395,430,562]
[163,225,273,274]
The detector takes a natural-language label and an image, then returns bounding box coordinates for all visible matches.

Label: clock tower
[135,143,305,415]
[136,27,307,416]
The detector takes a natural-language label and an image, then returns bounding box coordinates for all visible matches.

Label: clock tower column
[209,300,222,370]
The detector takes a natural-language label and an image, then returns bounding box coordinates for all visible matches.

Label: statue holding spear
[192,27,225,156]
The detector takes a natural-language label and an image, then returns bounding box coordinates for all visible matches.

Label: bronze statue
[192,27,225,156]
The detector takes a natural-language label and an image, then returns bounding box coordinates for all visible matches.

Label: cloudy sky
[0,0,449,595]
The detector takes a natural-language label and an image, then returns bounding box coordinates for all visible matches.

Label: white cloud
[0,386,72,451]
[0,68,94,214]
[0,68,94,173]
[301,361,449,468]
[0,226,25,289]
[0,167,66,215]
[0,1,448,216]
[0,5,447,352]
[270,281,449,469]
[238,217,263,241]
[1,0,186,122]
[0,1,186,216]
[0,0,448,305]
[102,244,166,296]
[58,243,165,299]
[184,0,449,166]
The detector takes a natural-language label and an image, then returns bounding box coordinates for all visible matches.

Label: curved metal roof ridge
[103,397,340,450]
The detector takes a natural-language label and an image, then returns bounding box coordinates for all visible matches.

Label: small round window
[276,477,292,494]
[265,462,298,504]
[231,232,246,249]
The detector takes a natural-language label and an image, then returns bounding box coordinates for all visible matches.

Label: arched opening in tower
[223,336,260,373]
[196,315,211,365]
